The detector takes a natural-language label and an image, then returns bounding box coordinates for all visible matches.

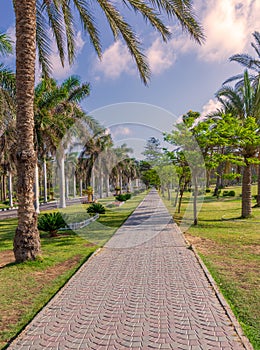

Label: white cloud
[176,0,260,63]
[93,1,260,80]
[201,98,222,117]
[94,41,135,79]
[94,37,178,80]
[109,126,132,138]
[146,38,177,75]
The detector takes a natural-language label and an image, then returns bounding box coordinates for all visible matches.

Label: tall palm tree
[35,76,98,208]
[13,1,41,262]
[223,32,260,207]
[217,70,260,218]
[14,0,204,262]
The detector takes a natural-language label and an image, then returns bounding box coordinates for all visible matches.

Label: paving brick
[8,190,248,350]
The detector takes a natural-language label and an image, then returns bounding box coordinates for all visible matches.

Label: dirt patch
[0,250,15,268]
[184,233,216,256]
[33,255,82,284]
[84,242,97,247]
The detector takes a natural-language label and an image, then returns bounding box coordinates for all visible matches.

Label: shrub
[38,212,66,236]
[115,193,132,202]
[115,194,126,202]
[205,188,211,193]
[87,203,105,214]
[124,193,131,200]
[223,190,236,197]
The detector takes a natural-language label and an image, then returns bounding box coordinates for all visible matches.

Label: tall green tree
[13,0,204,262]
[223,31,260,207]
[217,70,260,217]
[164,112,206,225]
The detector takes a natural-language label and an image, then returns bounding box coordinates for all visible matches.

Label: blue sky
[1,0,260,158]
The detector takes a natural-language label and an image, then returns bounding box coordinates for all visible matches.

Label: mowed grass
[0,191,147,349]
[163,185,260,350]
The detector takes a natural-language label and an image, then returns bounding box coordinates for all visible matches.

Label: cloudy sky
[1,1,260,157]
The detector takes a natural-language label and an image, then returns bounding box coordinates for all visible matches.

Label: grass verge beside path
[0,191,147,349]
[162,187,260,350]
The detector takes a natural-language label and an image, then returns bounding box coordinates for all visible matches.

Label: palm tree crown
[36,0,204,84]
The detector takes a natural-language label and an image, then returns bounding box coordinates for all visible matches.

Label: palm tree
[13,1,41,262]
[35,76,98,208]
[0,31,16,207]
[79,130,113,190]
[224,31,260,89]
[217,70,260,218]
[223,32,260,207]
[14,0,204,262]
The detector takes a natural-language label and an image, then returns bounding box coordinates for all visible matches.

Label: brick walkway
[8,190,249,349]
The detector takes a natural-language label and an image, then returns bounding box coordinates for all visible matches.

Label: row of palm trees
[10,0,203,262]
[0,72,139,211]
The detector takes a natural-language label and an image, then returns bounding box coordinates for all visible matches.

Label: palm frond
[0,32,13,56]
[42,0,66,67]
[148,0,205,44]
[60,0,75,65]
[97,0,150,84]
[36,3,53,77]
[67,83,90,103]
[0,64,15,96]
[73,0,102,58]
[124,0,171,41]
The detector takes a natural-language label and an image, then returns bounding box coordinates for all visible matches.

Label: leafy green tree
[223,31,260,206]
[165,112,206,225]
[143,137,162,166]
[217,70,260,217]
[141,168,161,189]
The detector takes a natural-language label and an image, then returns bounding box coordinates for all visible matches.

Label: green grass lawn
[162,185,260,350]
[0,191,147,349]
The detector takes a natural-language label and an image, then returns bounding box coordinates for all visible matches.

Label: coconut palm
[13,0,204,262]
[217,70,260,218]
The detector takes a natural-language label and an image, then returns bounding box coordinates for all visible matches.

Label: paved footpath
[8,190,250,350]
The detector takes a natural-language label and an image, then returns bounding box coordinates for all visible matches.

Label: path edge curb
[178,224,254,350]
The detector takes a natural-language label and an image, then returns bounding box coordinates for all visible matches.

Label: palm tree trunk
[13,0,41,262]
[99,173,103,198]
[58,152,66,208]
[193,175,198,225]
[73,173,76,198]
[8,171,13,208]
[79,178,83,197]
[43,158,48,203]
[106,174,110,197]
[34,162,40,214]
[256,161,260,207]
[2,174,7,201]
[242,161,252,218]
